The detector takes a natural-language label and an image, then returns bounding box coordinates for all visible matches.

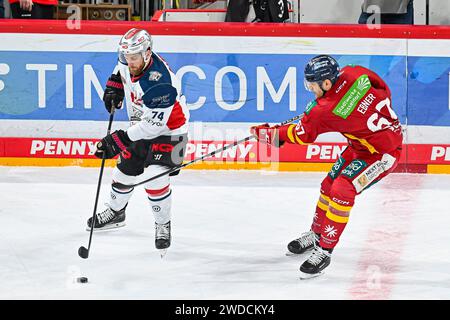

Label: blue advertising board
[0,51,448,126]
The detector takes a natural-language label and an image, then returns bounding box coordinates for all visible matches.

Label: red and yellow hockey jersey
[279,65,403,155]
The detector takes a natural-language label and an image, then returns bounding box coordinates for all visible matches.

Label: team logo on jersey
[130,91,143,106]
[148,71,162,81]
[324,225,338,238]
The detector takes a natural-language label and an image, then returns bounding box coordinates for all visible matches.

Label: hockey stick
[111,113,304,190]
[78,104,116,259]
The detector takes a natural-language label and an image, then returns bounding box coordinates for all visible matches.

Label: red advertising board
[1,137,449,172]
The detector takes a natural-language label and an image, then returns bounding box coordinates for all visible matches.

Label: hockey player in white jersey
[86,28,190,255]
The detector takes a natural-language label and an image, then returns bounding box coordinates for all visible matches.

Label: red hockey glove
[94,130,132,159]
[250,123,284,147]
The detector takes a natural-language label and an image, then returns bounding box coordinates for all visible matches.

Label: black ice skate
[155,221,171,257]
[86,207,126,231]
[286,231,320,256]
[299,246,332,280]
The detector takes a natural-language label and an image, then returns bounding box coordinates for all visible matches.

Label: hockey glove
[103,73,125,113]
[250,123,285,147]
[94,130,132,159]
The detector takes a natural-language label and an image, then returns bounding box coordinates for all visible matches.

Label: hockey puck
[77,277,88,283]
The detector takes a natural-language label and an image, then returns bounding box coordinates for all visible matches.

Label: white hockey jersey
[116,52,190,142]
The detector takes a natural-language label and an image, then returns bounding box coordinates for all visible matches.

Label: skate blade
[286,249,313,257]
[159,249,167,258]
[299,271,324,280]
[86,222,126,232]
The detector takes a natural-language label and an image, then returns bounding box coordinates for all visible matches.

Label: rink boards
[0,21,449,173]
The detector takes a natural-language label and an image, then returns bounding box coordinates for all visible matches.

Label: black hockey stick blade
[78,246,89,259]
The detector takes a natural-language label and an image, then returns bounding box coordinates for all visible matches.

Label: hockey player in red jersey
[251,55,403,279]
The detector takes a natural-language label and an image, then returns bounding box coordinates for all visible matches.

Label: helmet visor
[119,51,144,65]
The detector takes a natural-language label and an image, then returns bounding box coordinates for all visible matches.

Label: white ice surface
[1,166,449,300]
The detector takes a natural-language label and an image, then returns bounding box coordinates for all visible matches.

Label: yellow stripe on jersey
[317,200,328,211]
[287,124,306,145]
[344,133,378,154]
[294,133,305,145]
[287,125,297,144]
[329,200,353,212]
[317,194,330,211]
[326,210,350,223]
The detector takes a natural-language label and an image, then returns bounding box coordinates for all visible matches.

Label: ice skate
[286,231,320,256]
[299,246,332,280]
[155,221,171,258]
[86,206,126,231]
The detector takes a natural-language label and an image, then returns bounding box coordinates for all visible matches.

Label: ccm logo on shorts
[152,144,174,152]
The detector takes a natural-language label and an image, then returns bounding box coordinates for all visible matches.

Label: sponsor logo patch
[328,156,346,180]
[352,154,396,193]
[305,100,318,115]
[333,75,372,119]
[143,118,163,126]
[357,174,369,189]
[151,94,171,106]
[341,159,367,178]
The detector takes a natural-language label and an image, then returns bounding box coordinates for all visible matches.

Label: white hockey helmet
[118,28,153,65]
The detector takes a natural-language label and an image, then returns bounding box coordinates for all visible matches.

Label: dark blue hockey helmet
[304,55,340,91]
